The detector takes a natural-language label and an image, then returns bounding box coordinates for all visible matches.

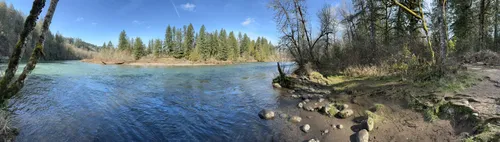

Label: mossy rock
[322,104,339,117]
[467,123,500,142]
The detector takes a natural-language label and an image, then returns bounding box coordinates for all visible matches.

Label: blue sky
[5,0,342,46]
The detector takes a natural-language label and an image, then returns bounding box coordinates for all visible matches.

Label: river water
[6,61,292,142]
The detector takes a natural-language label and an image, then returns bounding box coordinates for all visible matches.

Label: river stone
[364,117,374,131]
[289,116,302,123]
[357,129,369,142]
[280,113,289,119]
[308,139,319,142]
[301,124,311,133]
[318,98,325,103]
[298,102,304,108]
[305,106,315,111]
[322,104,339,117]
[321,129,329,135]
[305,99,311,102]
[258,109,275,120]
[338,109,354,118]
[336,124,343,129]
[273,83,282,88]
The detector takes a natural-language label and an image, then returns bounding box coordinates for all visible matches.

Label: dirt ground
[268,64,500,142]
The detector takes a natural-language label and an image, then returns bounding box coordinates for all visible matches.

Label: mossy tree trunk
[0,0,46,93]
[0,0,60,102]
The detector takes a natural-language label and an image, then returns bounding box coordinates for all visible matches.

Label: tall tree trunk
[438,0,448,69]
[5,0,60,99]
[368,0,377,63]
[495,0,499,50]
[0,0,46,94]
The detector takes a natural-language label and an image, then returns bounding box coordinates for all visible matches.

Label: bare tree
[270,0,333,74]
[317,4,338,60]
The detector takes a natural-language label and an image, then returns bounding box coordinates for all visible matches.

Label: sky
[5,0,343,46]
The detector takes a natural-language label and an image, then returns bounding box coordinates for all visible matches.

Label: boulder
[338,109,354,118]
[289,116,302,123]
[364,117,374,131]
[301,124,310,133]
[357,129,369,142]
[322,104,339,117]
[279,113,289,119]
[273,83,282,88]
[258,109,275,120]
[318,98,325,103]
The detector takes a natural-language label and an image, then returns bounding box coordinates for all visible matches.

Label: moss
[468,123,500,142]
[372,103,386,112]
[364,110,383,122]
[272,75,293,88]
[424,108,439,122]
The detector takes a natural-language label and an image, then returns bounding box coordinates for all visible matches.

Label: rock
[305,99,311,102]
[289,116,302,123]
[364,117,375,131]
[301,124,311,133]
[291,94,299,98]
[258,109,275,120]
[288,90,296,93]
[357,129,369,142]
[305,106,315,111]
[318,98,325,103]
[472,113,479,117]
[321,129,329,135]
[308,139,320,142]
[280,113,289,119]
[322,104,340,117]
[307,116,313,119]
[338,109,354,118]
[273,83,282,88]
[336,124,343,129]
[298,102,304,108]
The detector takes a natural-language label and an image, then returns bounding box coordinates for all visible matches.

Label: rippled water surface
[7,61,290,142]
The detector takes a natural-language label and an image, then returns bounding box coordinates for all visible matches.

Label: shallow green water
[4,61,293,142]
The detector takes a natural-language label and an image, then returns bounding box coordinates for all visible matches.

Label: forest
[271,0,499,79]
[96,25,277,63]
[0,1,95,61]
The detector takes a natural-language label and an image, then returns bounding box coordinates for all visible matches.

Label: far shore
[81,58,274,66]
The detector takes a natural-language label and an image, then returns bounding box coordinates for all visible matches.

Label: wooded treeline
[0,1,95,61]
[99,25,277,62]
[270,0,500,77]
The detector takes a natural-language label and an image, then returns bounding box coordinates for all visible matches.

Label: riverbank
[264,62,500,142]
[82,57,251,66]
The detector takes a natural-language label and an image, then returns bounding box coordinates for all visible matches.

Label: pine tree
[108,41,114,49]
[197,25,209,60]
[228,31,239,60]
[175,28,183,58]
[210,30,219,58]
[165,25,174,55]
[102,42,107,50]
[184,23,195,54]
[118,30,129,51]
[133,37,145,60]
[241,34,250,56]
[218,29,228,60]
[154,39,162,58]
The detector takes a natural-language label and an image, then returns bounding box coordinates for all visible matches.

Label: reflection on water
[8,61,292,142]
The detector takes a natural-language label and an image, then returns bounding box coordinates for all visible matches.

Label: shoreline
[81,58,278,66]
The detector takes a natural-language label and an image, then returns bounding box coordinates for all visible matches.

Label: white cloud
[181,3,196,11]
[241,18,255,26]
[75,17,84,22]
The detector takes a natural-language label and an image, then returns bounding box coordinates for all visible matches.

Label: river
[5,61,293,142]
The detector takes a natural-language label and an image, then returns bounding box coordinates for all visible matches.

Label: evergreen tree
[184,23,195,54]
[175,28,183,58]
[210,30,219,57]
[241,34,250,56]
[102,42,107,50]
[118,30,129,51]
[133,37,145,60]
[108,41,114,49]
[228,31,239,60]
[154,39,162,58]
[165,25,174,55]
[218,29,228,60]
[197,25,209,60]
